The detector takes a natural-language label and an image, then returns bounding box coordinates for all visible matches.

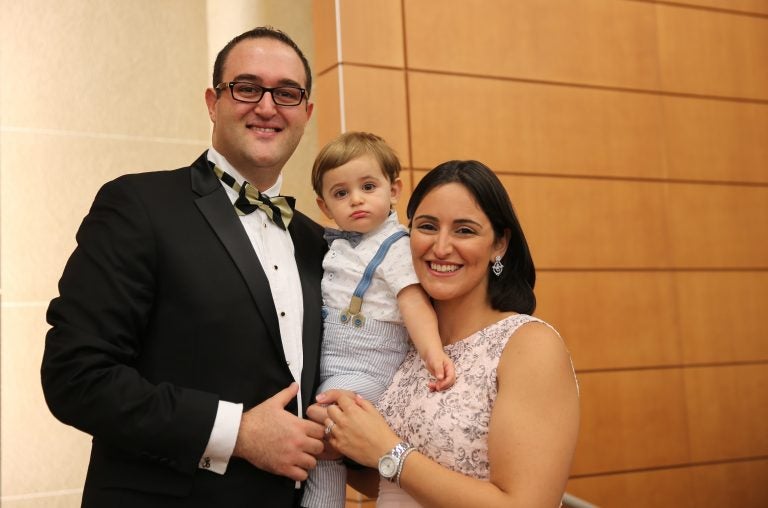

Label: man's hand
[231,383,325,481]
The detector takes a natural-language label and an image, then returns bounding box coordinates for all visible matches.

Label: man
[41,27,326,507]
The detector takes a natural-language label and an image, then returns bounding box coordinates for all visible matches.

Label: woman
[310,160,580,507]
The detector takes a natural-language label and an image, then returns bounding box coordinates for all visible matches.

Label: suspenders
[340,230,408,327]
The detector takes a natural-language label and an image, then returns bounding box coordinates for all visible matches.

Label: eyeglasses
[215,81,307,106]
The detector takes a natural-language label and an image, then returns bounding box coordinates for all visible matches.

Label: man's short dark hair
[212,26,312,97]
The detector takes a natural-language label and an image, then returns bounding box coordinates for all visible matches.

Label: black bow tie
[213,165,295,230]
[323,228,364,248]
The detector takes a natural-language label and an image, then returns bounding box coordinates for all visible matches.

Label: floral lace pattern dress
[374,313,566,507]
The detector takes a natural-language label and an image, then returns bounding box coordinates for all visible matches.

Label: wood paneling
[314,67,342,146]
[676,272,768,364]
[570,365,768,476]
[657,5,768,99]
[664,97,768,183]
[665,183,768,268]
[685,364,768,461]
[502,176,768,269]
[535,272,683,370]
[338,0,403,67]
[314,2,768,505]
[408,72,768,183]
[690,459,768,507]
[567,459,768,508]
[408,72,668,179]
[311,0,338,73]
[505,175,673,269]
[567,467,695,508]
[572,370,691,474]
[536,271,768,370]
[342,66,410,163]
[404,0,662,90]
[404,0,768,99]
[670,0,768,16]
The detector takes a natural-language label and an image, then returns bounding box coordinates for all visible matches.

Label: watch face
[378,456,398,478]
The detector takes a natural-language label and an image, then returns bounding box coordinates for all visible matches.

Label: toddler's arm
[397,284,456,391]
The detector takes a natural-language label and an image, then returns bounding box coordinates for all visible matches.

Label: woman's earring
[491,256,504,277]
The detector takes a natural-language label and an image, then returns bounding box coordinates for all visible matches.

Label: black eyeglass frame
[214,81,307,106]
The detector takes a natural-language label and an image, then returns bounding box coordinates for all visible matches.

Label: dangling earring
[491,256,504,277]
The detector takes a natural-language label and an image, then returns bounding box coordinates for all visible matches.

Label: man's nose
[253,92,278,115]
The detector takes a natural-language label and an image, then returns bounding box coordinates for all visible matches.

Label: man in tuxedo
[41,27,327,507]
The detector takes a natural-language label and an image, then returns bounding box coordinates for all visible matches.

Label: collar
[206,147,284,197]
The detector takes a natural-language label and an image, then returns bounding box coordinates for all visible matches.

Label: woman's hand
[316,390,402,468]
[306,390,358,461]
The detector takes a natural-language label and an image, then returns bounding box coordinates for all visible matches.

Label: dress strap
[341,230,408,327]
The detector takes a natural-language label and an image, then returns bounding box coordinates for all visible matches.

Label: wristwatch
[378,442,413,482]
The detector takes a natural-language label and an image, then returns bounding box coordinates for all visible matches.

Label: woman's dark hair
[406,160,536,314]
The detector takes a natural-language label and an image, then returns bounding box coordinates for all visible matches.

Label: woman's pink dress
[374,314,562,507]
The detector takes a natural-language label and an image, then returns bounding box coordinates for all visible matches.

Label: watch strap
[379,442,413,481]
[395,446,416,487]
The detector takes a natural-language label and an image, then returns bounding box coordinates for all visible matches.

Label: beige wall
[313,1,768,507]
[0,1,316,505]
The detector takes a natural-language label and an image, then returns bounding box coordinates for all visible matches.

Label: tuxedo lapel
[190,154,285,362]
[290,216,325,408]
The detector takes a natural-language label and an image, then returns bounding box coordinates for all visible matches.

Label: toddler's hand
[423,350,456,391]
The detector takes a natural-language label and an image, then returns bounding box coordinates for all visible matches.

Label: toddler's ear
[316,196,334,220]
[390,178,403,205]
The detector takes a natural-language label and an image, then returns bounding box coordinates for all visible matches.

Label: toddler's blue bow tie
[323,228,364,248]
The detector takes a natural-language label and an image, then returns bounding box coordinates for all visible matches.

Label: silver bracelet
[395,447,416,488]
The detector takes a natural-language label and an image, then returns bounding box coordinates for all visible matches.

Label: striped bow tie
[214,166,295,230]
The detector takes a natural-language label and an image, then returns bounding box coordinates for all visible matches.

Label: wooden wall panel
[567,459,768,508]
[342,66,410,162]
[685,365,768,461]
[408,72,668,179]
[337,0,403,67]
[314,67,342,147]
[572,370,690,474]
[690,459,768,507]
[497,175,768,269]
[535,272,684,370]
[567,467,695,508]
[404,0,662,90]
[657,6,768,99]
[572,365,768,475]
[666,183,768,268]
[405,0,768,99]
[314,2,768,505]
[311,0,337,73]
[313,66,410,162]
[536,271,768,370]
[676,272,768,364]
[664,97,768,183]
[670,0,768,15]
[409,72,768,182]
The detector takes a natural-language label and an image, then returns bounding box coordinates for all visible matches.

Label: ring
[324,421,335,437]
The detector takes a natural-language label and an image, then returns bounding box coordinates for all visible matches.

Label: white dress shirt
[198,147,305,474]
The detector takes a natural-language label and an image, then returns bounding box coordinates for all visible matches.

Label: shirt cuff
[198,400,242,474]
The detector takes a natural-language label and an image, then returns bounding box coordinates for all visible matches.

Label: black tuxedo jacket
[41,153,327,507]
